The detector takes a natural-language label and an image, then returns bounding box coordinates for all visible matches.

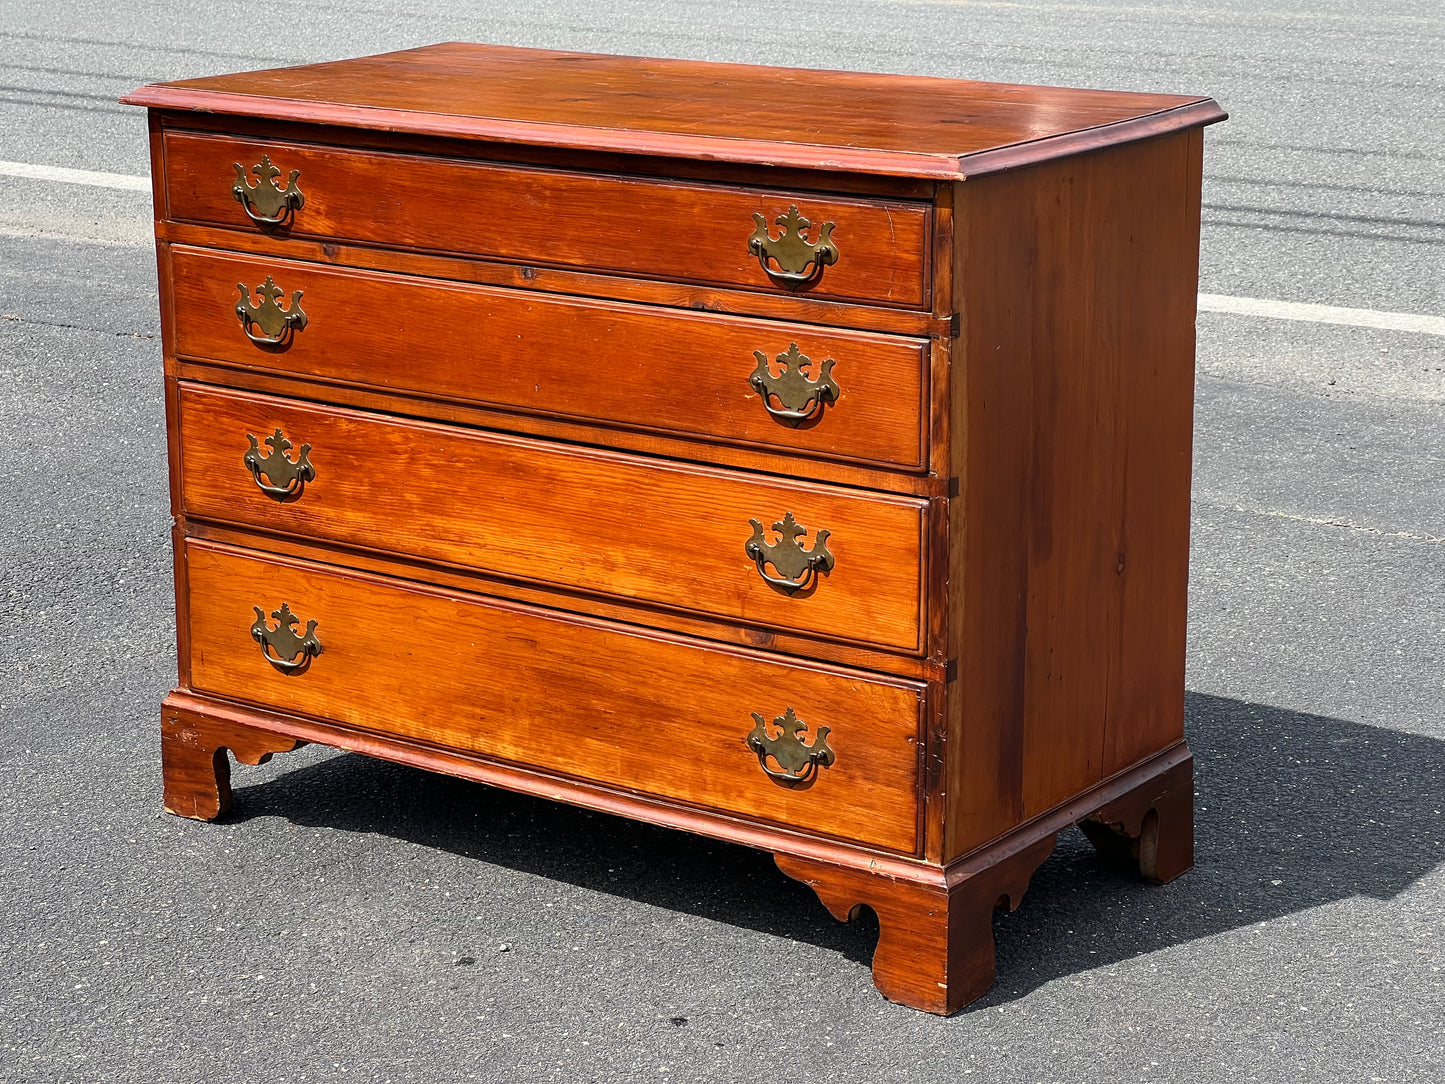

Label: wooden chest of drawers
[124,44,1224,1014]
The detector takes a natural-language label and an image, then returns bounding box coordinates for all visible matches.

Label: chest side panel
[945,130,1202,859]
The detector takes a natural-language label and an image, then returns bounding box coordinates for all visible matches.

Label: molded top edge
[122,42,1226,179]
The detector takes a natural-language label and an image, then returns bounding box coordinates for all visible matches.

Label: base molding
[775,747,1194,1012]
[159,689,1193,1014]
[776,831,1058,1014]
[1079,754,1194,884]
[161,705,303,820]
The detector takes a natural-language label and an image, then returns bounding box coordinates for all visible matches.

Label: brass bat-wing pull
[747,205,839,288]
[243,427,315,502]
[232,155,305,227]
[249,602,322,675]
[744,511,834,593]
[749,343,840,425]
[235,276,308,348]
[747,707,835,787]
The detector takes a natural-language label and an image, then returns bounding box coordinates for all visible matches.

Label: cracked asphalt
[1,2,1442,1082]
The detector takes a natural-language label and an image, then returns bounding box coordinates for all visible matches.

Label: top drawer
[160,131,931,310]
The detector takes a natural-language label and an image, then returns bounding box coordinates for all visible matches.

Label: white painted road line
[1198,293,1445,337]
[2,159,1443,338]
[0,159,151,192]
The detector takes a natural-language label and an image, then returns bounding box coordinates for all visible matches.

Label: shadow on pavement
[228,690,1445,1009]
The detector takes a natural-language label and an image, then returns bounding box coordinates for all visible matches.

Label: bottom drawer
[183,540,925,854]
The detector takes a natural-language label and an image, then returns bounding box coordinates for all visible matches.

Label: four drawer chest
[124,44,1225,1013]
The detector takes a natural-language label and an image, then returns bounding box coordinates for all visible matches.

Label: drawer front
[178,385,928,654]
[170,247,928,472]
[162,131,931,309]
[185,542,924,853]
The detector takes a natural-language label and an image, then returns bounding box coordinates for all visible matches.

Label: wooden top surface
[124,43,1224,179]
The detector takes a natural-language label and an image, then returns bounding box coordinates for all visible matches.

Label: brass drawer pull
[250,602,322,674]
[747,707,835,788]
[747,205,838,288]
[744,511,834,593]
[749,343,840,425]
[236,276,308,348]
[232,155,305,227]
[243,427,314,502]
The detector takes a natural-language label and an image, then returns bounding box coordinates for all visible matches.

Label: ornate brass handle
[744,511,834,593]
[747,205,838,288]
[250,602,322,675]
[232,155,305,227]
[748,707,835,788]
[236,276,308,348]
[749,343,840,426]
[244,427,314,502]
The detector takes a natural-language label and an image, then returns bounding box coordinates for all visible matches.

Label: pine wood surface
[171,356,945,504]
[183,518,942,680]
[161,130,931,308]
[776,832,1058,1014]
[130,44,1222,1014]
[157,221,948,340]
[160,709,301,820]
[124,43,1223,178]
[176,383,930,655]
[168,246,930,471]
[944,130,1201,859]
[160,686,945,879]
[156,110,941,199]
[182,540,926,853]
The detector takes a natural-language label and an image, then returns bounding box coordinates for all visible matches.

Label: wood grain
[182,540,927,853]
[776,830,1056,1014]
[159,685,1190,1011]
[161,705,302,820]
[173,357,944,500]
[154,109,940,200]
[157,220,948,340]
[184,518,942,680]
[162,130,931,308]
[176,383,929,655]
[1103,128,1202,777]
[774,741,1192,1011]
[944,130,1204,859]
[168,246,929,471]
[133,43,1218,1014]
[1080,752,1194,885]
[920,184,955,862]
[123,43,1223,179]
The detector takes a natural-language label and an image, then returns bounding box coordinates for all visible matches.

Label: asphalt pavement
[2,2,1442,1082]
